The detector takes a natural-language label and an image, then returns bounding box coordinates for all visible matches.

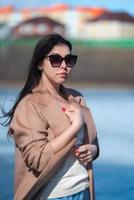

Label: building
[1,4,134,40]
[11,16,65,38]
[0,23,10,39]
[78,12,134,40]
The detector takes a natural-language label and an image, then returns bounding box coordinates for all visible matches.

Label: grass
[1,37,134,48]
[70,38,134,48]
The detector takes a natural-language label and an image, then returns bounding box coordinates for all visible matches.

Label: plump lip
[56,72,68,76]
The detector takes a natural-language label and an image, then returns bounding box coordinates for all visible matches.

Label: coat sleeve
[9,98,55,172]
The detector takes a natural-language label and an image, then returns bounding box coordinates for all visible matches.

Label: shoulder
[13,94,37,117]
[17,91,52,108]
[66,87,83,98]
[63,85,87,106]
[13,91,54,121]
[17,93,35,107]
[62,84,83,98]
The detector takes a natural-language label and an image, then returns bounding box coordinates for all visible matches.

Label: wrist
[71,123,82,133]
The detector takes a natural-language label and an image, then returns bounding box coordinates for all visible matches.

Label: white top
[40,127,89,199]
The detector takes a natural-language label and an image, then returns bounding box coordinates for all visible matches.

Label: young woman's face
[41,44,74,85]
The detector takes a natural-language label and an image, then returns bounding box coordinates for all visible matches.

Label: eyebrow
[48,53,72,57]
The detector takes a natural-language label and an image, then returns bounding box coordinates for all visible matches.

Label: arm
[10,99,83,172]
[74,96,99,165]
[51,105,84,153]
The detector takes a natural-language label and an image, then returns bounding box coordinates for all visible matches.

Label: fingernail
[62,107,66,112]
[75,149,79,153]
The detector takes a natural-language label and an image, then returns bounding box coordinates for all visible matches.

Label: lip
[56,72,68,77]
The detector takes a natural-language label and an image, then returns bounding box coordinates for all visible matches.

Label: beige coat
[9,85,99,200]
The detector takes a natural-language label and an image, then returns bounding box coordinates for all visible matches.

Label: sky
[0,0,134,16]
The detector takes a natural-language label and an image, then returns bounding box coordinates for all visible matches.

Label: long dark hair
[1,33,72,126]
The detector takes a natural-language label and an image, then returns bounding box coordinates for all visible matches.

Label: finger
[70,101,81,109]
[66,106,75,112]
[63,110,72,120]
[79,154,92,160]
[76,151,92,158]
[70,105,74,109]
[69,105,79,112]
[61,105,74,113]
[79,155,92,163]
[77,145,89,153]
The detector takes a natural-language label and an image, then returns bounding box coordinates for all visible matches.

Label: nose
[60,60,67,69]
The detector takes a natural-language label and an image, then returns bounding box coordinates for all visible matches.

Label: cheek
[43,64,58,77]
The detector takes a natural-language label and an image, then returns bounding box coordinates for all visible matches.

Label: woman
[3,33,99,200]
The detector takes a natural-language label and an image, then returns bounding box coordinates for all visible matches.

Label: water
[0,87,134,200]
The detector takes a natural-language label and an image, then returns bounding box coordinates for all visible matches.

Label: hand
[63,105,84,131]
[74,144,97,166]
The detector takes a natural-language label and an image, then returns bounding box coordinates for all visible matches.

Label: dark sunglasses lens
[50,55,62,67]
[65,55,77,67]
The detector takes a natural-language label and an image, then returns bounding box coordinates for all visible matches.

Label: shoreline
[0,81,134,90]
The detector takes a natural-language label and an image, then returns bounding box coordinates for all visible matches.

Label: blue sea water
[0,87,134,200]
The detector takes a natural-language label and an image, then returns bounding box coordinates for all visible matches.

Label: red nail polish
[62,107,66,112]
[75,149,79,153]
[75,152,80,156]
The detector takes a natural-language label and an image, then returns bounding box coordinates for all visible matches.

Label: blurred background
[0,0,134,200]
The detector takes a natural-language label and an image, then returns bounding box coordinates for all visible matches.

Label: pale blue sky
[0,0,134,16]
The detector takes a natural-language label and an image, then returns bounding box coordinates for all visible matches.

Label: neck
[41,74,61,97]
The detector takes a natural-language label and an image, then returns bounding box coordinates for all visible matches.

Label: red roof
[0,5,13,14]
[87,11,134,23]
[14,16,64,27]
[76,6,109,17]
[20,3,69,13]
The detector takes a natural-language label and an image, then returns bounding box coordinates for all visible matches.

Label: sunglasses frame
[44,54,77,68]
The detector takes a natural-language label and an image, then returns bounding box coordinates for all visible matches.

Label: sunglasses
[44,54,77,68]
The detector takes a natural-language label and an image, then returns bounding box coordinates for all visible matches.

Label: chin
[57,77,67,84]
[58,80,66,85]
